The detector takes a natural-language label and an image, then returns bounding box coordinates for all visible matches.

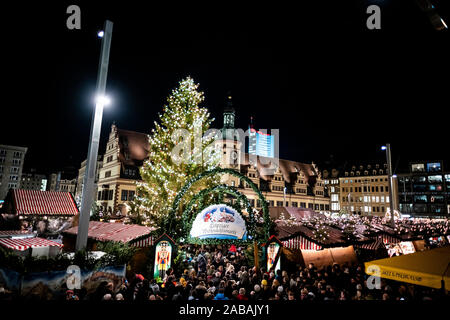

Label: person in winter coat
[214,288,229,300]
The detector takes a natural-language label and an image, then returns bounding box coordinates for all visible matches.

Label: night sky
[2,1,449,177]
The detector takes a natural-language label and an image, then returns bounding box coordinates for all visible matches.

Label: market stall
[0,236,63,257]
[365,246,450,291]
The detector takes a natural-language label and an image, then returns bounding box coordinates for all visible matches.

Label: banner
[0,265,126,299]
[190,204,247,240]
[153,240,172,280]
[267,242,281,273]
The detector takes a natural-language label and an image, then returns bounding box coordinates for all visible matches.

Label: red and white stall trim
[13,189,79,216]
[130,236,155,248]
[0,237,63,251]
[282,235,322,251]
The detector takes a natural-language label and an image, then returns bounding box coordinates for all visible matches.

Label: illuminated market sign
[190,204,247,240]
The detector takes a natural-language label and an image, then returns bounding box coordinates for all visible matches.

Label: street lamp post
[76,20,113,251]
[382,144,395,227]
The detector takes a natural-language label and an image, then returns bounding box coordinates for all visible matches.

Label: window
[430,195,444,203]
[331,194,339,202]
[308,203,313,209]
[0,149,6,156]
[429,185,443,191]
[427,163,441,172]
[300,202,306,208]
[105,171,111,178]
[13,151,22,158]
[108,190,113,200]
[276,201,283,207]
[107,155,113,163]
[411,163,425,172]
[0,158,4,164]
[292,202,298,207]
[12,159,21,166]
[10,167,19,174]
[269,200,274,207]
[331,203,340,211]
[428,175,443,183]
[380,186,384,192]
[121,190,128,201]
[250,199,255,207]
[9,175,18,181]
[320,204,324,210]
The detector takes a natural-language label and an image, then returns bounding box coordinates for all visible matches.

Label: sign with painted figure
[153,240,172,280]
[190,204,247,240]
[267,242,281,273]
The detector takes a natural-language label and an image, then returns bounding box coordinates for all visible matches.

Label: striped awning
[130,236,155,248]
[63,221,156,246]
[0,237,63,251]
[355,238,384,250]
[282,235,322,251]
[381,234,401,244]
[12,189,79,216]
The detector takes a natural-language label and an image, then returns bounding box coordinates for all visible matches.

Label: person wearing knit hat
[277,286,284,293]
[261,279,268,286]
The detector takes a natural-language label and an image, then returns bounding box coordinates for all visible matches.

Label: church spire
[223,92,235,129]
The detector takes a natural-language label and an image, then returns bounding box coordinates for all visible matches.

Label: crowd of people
[61,244,446,301]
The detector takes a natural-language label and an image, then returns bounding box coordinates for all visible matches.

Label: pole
[253,240,259,272]
[76,20,113,251]
[386,143,395,227]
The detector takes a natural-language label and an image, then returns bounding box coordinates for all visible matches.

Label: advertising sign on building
[190,204,247,240]
[249,128,274,158]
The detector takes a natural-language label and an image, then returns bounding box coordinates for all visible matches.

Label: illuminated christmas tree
[128,77,221,230]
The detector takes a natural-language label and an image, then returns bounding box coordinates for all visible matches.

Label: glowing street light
[95,95,111,107]
[97,30,104,38]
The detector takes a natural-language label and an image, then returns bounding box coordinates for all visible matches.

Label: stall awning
[365,246,450,290]
[10,189,79,216]
[282,235,322,251]
[355,238,384,250]
[0,237,64,251]
[63,221,156,247]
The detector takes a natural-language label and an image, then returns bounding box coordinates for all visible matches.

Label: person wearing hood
[214,288,229,300]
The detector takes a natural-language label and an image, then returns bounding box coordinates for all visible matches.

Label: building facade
[20,171,47,191]
[397,161,449,217]
[218,103,329,212]
[322,168,341,214]
[323,163,399,217]
[0,145,27,200]
[96,124,149,215]
[75,156,103,203]
[339,163,398,217]
[48,173,77,194]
